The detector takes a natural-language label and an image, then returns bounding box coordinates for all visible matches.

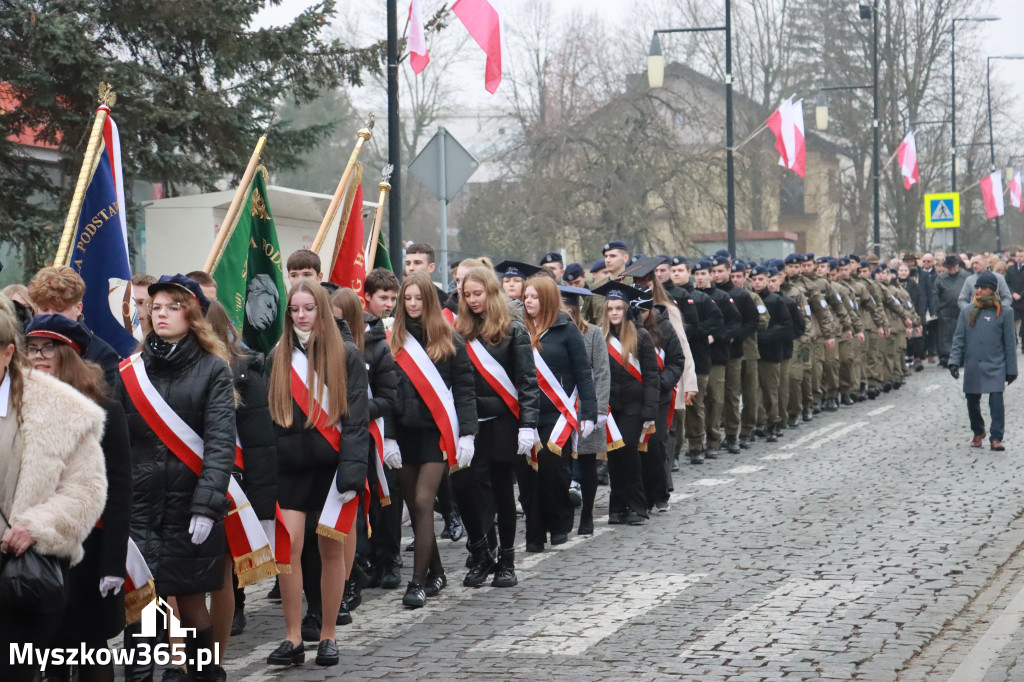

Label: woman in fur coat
[0,306,107,682]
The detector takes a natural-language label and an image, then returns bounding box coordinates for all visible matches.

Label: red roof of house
[1,84,60,149]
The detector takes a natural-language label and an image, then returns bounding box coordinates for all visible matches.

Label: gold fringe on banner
[124,579,156,625]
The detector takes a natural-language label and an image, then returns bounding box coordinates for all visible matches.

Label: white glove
[99,576,124,597]
[456,434,476,468]
[189,515,215,545]
[382,438,402,469]
[259,519,276,543]
[335,490,357,505]
[596,414,608,429]
[579,420,595,439]
[642,420,656,434]
[517,428,535,455]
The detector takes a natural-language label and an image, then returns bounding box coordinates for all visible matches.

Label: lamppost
[985,54,1024,253]
[951,14,1000,251]
[386,0,403,275]
[647,0,734,254]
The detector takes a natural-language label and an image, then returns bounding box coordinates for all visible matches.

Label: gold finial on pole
[311,113,375,255]
[365,164,394,271]
[54,82,116,266]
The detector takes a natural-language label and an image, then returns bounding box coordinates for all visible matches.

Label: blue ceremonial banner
[69,109,141,357]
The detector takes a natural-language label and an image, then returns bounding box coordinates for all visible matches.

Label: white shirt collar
[0,370,10,419]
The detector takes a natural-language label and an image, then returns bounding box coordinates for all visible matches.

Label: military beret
[767,267,780,277]
[590,258,606,273]
[26,314,91,356]
[802,253,815,262]
[714,249,731,259]
[563,263,585,282]
[711,256,731,268]
[670,256,688,266]
[149,273,211,313]
[692,259,713,272]
[539,252,563,265]
[815,256,830,265]
[731,260,746,273]
[602,240,629,255]
[837,257,850,267]
[749,265,770,277]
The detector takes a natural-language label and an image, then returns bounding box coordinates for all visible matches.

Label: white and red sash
[394,333,461,469]
[608,336,642,382]
[467,338,520,418]
[288,348,360,541]
[119,354,277,582]
[367,386,390,505]
[533,349,578,455]
[442,308,457,326]
[233,437,291,578]
[656,347,679,431]
[124,537,155,624]
[605,412,625,451]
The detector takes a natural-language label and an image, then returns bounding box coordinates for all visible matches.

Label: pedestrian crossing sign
[924,192,960,229]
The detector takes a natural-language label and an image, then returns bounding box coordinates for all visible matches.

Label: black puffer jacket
[535,312,598,427]
[233,353,277,520]
[756,291,794,363]
[780,293,805,359]
[469,321,539,428]
[678,285,722,376]
[608,326,660,421]
[653,307,685,398]
[391,319,478,436]
[363,313,399,422]
[699,285,742,366]
[267,335,370,495]
[117,333,236,595]
[717,280,759,359]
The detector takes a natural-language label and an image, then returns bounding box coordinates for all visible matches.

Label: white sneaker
[568,481,583,507]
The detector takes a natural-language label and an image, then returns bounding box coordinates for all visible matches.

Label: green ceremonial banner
[212,169,286,354]
[373,230,392,272]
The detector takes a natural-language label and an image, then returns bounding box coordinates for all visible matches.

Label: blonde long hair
[456,266,511,345]
[602,298,638,367]
[0,306,26,422]
[331,288,366,352]
[389,271,455,362]
[523,275,561,350]
[268,279,348,428]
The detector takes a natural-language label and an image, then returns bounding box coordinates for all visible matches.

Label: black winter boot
[491,548,518,587]
[185,627,219,682]
[463,538,497,587]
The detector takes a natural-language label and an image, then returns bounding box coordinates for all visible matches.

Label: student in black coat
[751,267,793,441]
[521,276,597,551]
[265,280,368,667]
[454,265,539,588]
[24,317,132,682]
[388,272,477,608]
[694,260,742,454]
[639,299,684,512]
[593,281,660,524]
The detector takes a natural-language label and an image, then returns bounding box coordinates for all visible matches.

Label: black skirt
[476,413,519,462]
[396,425,446,464]
[278,465,337,513]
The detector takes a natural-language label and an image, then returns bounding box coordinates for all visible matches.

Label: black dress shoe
[578,517,594,535]
[315,639,339,666]
[402,582,426,608]
[525,542,545,552]
[267,639,304,666]
[230,607,246,636]
[622,510,646,526]
[550,532,569,546]
[336,602,352,626]
[380,561,402,590]
[424,571,447,597]
[343,578,362,612]
[300,612,322,642]
[607,512,625,525]
[266,578,281,601]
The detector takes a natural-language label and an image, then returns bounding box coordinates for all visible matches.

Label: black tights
[46,639,114,682]
[397,461,446,584]
[576,453,598,524]
[489,461,517,549]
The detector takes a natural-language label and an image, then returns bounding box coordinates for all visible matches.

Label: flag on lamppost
[897,131,919,190]
[766,97,805,179]
[980,171,1005,220]
[452,0,503,94]
[211,168,287,354]
[1009,171,1022,213]
[409,0,430,73]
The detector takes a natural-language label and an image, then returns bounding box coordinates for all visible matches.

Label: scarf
[295,329,311,348]
[968,292,1001,327]
[146,334,178,358]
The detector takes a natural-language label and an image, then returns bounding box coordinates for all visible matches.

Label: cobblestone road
[213,366,1024,681]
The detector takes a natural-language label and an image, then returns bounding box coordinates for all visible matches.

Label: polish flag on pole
[452,0,503,94]
[409,0,429,74]
[1010,171,1023,213]
[766,97,805,178]
[980,171,1005,219]
[897,131,919,190]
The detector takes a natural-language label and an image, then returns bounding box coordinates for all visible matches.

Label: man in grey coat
[934,255,969,366]
[949,271,1018,451]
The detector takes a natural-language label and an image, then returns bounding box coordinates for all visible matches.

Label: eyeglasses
[26,344,56,359]
[148,303,183,314]
[286,304,318,315]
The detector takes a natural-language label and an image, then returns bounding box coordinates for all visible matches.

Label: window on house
[780,174,805,215]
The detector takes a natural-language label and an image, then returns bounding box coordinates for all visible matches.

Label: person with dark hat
[711,256,758,453]
[842,258,883,402]
[934,255,970,366]
[591,281,660,524]
[780,254,815,423]
[693,259,741,457]
[539,252,565,282]
[798,255,841,414]
[495,261,543,303]
[949,270,1017,450]
[749,267,793,441]
[563,262,586,288]
[813,257,852,411]
[664,256,689,303]
[729,261,770,448]
[601,240,631,279]
[830,258,865,404]
[769,268,805,431]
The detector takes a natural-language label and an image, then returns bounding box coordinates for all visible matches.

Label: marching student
[24,315,130,682]
[750,267,793,442]
[521,275,596,550]
[592,281,660,525]
[454,266,539,587]
[561,285,610,535]
[388,271,478,607]
[495,260,542,302]
[265,279,369,667]
[116,275,236,682]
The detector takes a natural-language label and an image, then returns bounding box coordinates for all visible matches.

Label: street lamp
[985,54,1024,252]
[951,14,1000,251]
[815,91,828,131]
[647,0,734,254]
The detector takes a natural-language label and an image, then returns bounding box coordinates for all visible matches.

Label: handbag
[0,505,69,613]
